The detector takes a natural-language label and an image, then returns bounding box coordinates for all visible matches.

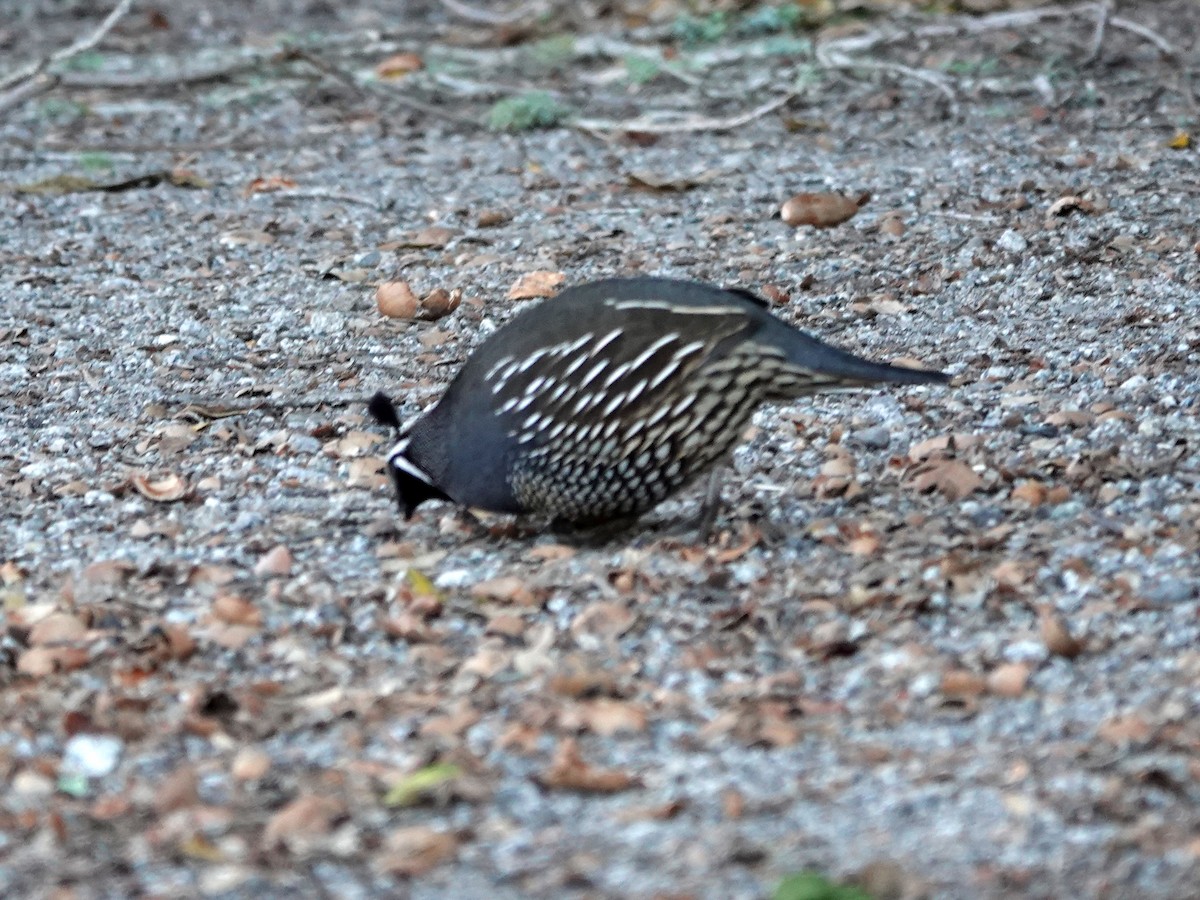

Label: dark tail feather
[368,391,403,430]
[764,321,950,387]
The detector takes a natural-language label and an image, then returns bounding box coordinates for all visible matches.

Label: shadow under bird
[370,276,949,527]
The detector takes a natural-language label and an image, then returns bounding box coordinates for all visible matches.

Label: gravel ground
[2,2,1199,897]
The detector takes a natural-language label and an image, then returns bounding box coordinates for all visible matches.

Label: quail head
[370,276,948,526]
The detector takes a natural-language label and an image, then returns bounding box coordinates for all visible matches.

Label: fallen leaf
[28,612,87,646]
[130,472,190,502]
[1097,714,1151,746]
[538,738,637,793]
[211,593,262,627]
[263,794,345,852]
[154,764,199,814]
[243,175,296,196]
[1167,130,1191,150]
[17,646,89,676]
[1039,607,1084,658]
[419,288,462,320]
[908,433,980,462]
[476,208,511,227]
[987,663,1031,698]
[508,270,565,300]
[254,545,292,577]
[1011,480,1047,506]
[376,281,419,319]
[940,669,986,697]
[232,747,271,781]
[569,699,647,736]
[375,826,458,876]
[570,602,636,642]
[909,458,983,501]
[780,191,869,228]
[383,762,462,808]
[382,226,455,250]
[627,167,720,191]
[1046,194,1096,219]
[470,575,536,606]
[375,52,423,79]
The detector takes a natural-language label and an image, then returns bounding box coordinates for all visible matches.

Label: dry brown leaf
[476,208,511,227]
[130,472,190,502]
[627,167,720,191]
[846,533,881,556]
[82,559,135,585]
[89,795,132,821]
[379,225,455,250]
[484,613,527,639]
[908,433,980,462]
[162,623,197,660]
[508,271,565,300]
[420,288,462,321]
[375,826,458,877]
[570,602,636,642]
[987,663,1031,698]
[780,191,868,228]
[1046,194,1096,219]
[1011,480,1047,506]
[1097,714,1151,746]
[470,575,536,606]
[232,747,272,781]
[570,699,647,736]
[17,646,89,676]
[376,281,419,319]
[878,213,906,237]
[263,794,345,852]
[539,738,637,793]
[243,175,296,196]
[374,52,423,79]
[910,459,983,501]
[1039,608,1084,658]
[154,765,199,814]
[212,593,262,627]
[254,545,293,577]
[941,669,986,697]
[28,612,87,646]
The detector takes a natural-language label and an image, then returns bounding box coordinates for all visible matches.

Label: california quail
[370,276,948,526]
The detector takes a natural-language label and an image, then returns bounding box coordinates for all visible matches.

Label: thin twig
[573,92,794,135]
[818,50,960,117]
[0,0,136,94]
[283,46,482,128]
[1109,15,1177,59]
[1082,0,1112,65]
[0,72,58,115]
[438,0,542,26]
[822,1,1175,61]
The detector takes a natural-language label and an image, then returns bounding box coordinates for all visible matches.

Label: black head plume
[368,391,402,430]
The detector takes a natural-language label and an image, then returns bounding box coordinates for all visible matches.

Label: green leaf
[487,92,570,132]
[529,34,575,68]
[624,54,661,86]
[773,872,873,900]
[64,51,106,72]
[383,762,462,808]
[78,152,114,172]
[673,12,729,47]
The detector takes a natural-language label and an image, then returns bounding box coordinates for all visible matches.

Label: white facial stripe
[390,451,435,487]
